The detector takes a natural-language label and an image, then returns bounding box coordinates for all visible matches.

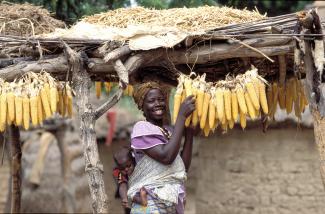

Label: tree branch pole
[8,125,21,213]
[302,9,325,188]
[65,44,109,213]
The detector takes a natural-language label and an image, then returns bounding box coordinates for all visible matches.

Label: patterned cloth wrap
[128,121,187,214]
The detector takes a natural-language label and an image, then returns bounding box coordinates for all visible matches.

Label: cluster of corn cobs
[267,77,308,120]
[173,67,268,136]
[95,81,134,99]
[0,71,73,132]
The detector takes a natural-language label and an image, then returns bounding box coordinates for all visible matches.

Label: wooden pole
[64,44,123,213]
[8,125,21,213]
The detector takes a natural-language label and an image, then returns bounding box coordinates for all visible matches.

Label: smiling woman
[125,81,196,214]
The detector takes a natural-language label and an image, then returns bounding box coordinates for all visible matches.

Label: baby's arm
[132,187,147,206]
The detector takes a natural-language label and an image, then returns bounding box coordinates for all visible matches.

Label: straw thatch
[83,6,265,33]
[0,2,65,37]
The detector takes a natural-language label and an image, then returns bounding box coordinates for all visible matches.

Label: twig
[231,38,274,63]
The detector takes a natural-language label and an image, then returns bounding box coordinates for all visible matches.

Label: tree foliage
[3,0,313,24]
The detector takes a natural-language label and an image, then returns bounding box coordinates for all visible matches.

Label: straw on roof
[0,2,65,36]
[82,6,266,33]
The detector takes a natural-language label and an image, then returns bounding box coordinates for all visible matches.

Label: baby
[113,147,147,209]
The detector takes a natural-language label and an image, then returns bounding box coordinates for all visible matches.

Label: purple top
[131,121,185,214]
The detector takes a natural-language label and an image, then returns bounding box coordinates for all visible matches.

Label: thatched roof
[0,2,65,37]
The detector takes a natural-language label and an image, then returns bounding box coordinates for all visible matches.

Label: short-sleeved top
[131,121,170,163]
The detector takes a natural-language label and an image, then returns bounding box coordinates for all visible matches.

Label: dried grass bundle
[83,6,266,33]
[0,2,65,36]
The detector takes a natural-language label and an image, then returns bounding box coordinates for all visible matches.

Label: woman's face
[143,88,166,122]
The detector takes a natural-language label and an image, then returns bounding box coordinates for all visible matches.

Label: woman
[127,81,195,214]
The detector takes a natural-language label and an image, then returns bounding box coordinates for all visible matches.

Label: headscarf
[133,82,164,111]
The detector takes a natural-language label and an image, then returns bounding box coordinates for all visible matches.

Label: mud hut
[1,3,325,213]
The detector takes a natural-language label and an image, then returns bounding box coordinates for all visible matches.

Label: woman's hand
[178,95,195,119]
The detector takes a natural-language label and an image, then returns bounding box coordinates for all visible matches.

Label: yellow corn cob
[181,90,186,103]
[200,92,211,130]
[197,90,204,118]
[7,92,15,123]
[0,93,7,130]
[191,82,199,126]
[252,78,260,100]
[221,112,226,125]
[291,78,298,102]
[50,87,57,113]
[37,95,44,124]
[173,82,183,124]
[212,118,218,132]
[231,90,238,121]
[129,85,133,97]
[184,77,192,97]
[240,109,247,130]
[285,81,293,114]
[30,96,38,126]
[66,86,73,118]
[269,83,279,119]
[15,95,23,126]
[197,81,205,117]
[185,115,192,127]
[203,120,210,137]
[228,119,234,129]
[23,97,30,130]
[245,92,256,119]
[57,89,63,115]
[40,87,52,119]
[236,87,247,115]
[266,85,273,113]
[294,96,301,119]
[278,85,286,109]
[246,81,260,110]
[224,89,232,121]
[209,98,216,129]
[258,81,268,114]
[215,88,225,121]
[44,83,51,110]
[221,119,228,132]
[6,109,12,126]
[95,81,102,99]
[104,82,111,93]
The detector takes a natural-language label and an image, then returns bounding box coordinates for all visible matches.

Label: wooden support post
[8,125,21,213]
[64,43,123,213]
[302,9,325,188]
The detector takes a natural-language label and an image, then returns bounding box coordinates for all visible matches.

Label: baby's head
[113,147,135,176]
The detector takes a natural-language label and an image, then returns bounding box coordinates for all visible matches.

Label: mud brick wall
[196,128,325,214]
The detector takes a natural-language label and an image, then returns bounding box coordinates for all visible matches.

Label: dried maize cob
[0,93,7,130]
[40,87,52,119]
[278,85,286,109]
[215,88,225,121]
[203,120,210,137]
[30,95,38,126]
[173,80,183,124]
[191,79,200,126]
[258,81,268,114]
[285,81,293,114]
[37,95,44,124]
[228,119,234,129]
[95,81,102,99]
[7,91,15,123]
[245,92,256,119]
[23,96,30,130]
[50,87,57,113]
[200,91,211,130]
[197,76,206,117]
[231,90,238,121]
[66,85,73,118]
[104,82,111,93]
[209,95,216,129]
[15,95,23,126]
[240,109,247,130]
[246,81,260,110]
[224,88,232,121]
[269,82,279,119]
[236,87,247,115]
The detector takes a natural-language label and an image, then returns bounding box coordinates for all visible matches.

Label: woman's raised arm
[143,96,195,165]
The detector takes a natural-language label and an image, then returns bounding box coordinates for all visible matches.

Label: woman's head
[133,82,167,122]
